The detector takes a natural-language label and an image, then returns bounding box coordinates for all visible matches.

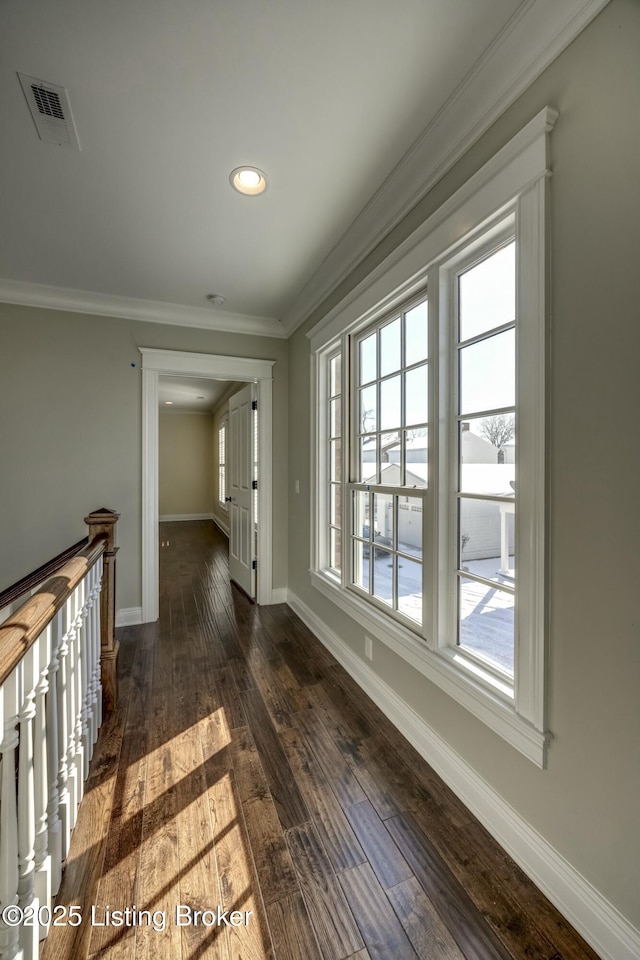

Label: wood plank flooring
[42,521,601,960]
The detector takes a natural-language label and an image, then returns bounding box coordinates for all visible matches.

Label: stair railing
[0,509,119,960]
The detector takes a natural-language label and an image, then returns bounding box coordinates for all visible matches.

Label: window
[218,420,227,507]
[350,297,428,627]
[310,108,554,765]
[327,352,342,574]
[454,239,516,677]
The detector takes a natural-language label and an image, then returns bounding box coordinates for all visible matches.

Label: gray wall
[0,309,288,609]
[159,411,214,517]
[287,0,639,928]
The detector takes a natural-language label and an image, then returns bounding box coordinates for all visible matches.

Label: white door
[228,383,255,598]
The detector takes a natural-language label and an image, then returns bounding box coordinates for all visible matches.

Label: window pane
[352,490,370,540]
[359,436,378,483]
[330,354,342,397]
[405,300,428,363]
[398,496,422,558]
[459,242,515,342]
[330,438,342,482]
[330,397,342,438]
[405,364,428,427]
[459,328,515,415]
[352,538,370,591]
[404,429,427,487]
[330,483,342,526]
[359,333,377,384]
[459,415,515,495]
[459,497,515,582]
[379,431,401,486]
[330,527,342,573]
[373,547,393,606]
[359,384,377,433]
[380,317,401,376]
[458,577,514,675]
[373,493,394,548]
[398,557,422,624]
[380,375,401,430]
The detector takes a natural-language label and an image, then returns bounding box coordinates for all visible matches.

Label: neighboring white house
[361,429,513,562]
[461,423,497,463]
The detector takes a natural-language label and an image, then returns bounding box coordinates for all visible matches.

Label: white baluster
[83,566,97,757]
[34,624,52,940]
[0,669,21,960]
[17,644,39,960]
[56,602,72,858]
[64,590,79,829]
[93,557,103,736]
[71,580,85,807]
[47,611,63,894]
[79,574,92,779]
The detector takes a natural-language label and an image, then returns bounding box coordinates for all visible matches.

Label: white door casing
[139,348,275,622]
[228,383,255,597]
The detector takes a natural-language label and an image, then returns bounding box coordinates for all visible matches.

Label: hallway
[42,521,600,960]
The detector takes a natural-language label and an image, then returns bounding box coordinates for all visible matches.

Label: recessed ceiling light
[229,166,268,196]
[164,401,173,405]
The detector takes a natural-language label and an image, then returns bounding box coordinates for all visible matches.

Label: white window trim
[309,107,556,767]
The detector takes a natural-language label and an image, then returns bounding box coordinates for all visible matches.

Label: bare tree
[479,414,515,449]
[361,408,376,433]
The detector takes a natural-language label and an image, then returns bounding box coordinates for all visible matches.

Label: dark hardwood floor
[42,521,601,960]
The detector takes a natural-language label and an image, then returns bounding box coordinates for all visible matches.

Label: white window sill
[310,569,549,766]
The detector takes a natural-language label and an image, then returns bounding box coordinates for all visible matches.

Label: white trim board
[212,515,229,538]
[159,513,214,522]
[287,590,640,960]
[115,607,143,627]
[140,348,277,621]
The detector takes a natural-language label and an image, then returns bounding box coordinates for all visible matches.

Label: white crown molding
[0,277,286,339]
[280,0,611,336]
[287,590,640,960]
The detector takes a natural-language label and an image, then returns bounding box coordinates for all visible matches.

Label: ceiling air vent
[18,73,80,149]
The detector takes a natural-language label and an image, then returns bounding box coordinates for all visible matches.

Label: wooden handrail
[0,536,90,610]
[0,536,107,687]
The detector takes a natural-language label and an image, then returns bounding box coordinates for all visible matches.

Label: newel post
[84,509,120,715]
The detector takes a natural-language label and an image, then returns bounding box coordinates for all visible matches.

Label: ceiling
[0,1,606,337]
[159,376,239,413]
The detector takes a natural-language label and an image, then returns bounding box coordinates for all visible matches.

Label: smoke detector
[206,294,226,306]
[18,73,81,149]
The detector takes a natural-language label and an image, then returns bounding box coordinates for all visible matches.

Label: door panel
[228,383,255,597]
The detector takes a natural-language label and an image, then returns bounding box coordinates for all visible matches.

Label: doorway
[139,347,276,622]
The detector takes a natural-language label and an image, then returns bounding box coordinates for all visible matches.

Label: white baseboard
[212,514,229,537]
[115,607,143,627]
[287,590,640,960]
[159,512,214,522]
[269,588,288,604]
